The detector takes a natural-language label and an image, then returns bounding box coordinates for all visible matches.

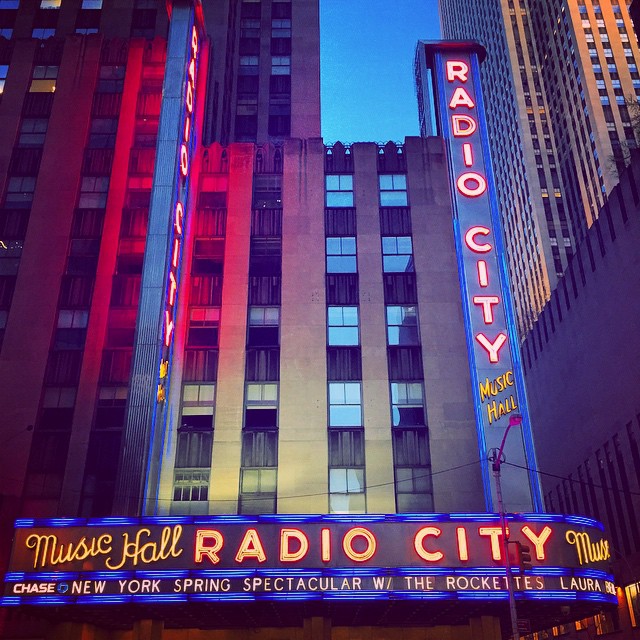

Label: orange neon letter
[414,527,444,562]
[449,87,475,109]
[521,525,552,560]
[280,529,309,562]
[321,528,331,562]
[446,60,469,82]
[342,527,377,562]
[473,295,500,324]
[452,114,477,137]
[464,226,492,253]
[195,530,223,565]
[456,527,469,561]
[457,171,487,197]
[479,526,505,561]
[476,333,508,363]
[235,529,267,563]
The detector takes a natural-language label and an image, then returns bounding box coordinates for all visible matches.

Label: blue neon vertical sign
[420,42,543,512]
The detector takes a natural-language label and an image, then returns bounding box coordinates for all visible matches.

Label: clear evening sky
[320,0,442,144]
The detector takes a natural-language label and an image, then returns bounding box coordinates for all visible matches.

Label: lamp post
[489,413,523,640]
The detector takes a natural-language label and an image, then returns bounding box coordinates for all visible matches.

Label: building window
[328,429,365,514]
[5,176,36,207]
[40,0,61,7]
[390,382,425,427]
[271,56,290,75]
[0,1,19,8]
[386,305,419,345]
[173,470,209,501]
[329,382,362,427]
[240,429,277,514]
[239,56,259,75]
[248,306,279,346]
[88,118,117,148]
[82,0,102,7]
[382,236,414,272]
[29,65,58,93]
[181,384,215,413]
[379,174,408,206]
[328,305,359,346]
[187,307,220,347]
[393,428,433,512]
[78,176,109,208]
[326,174,353,207]
[31,28,55,39]
[329,468,365,513]
[0,64,7,94]
[271,18,291,37]
[246,382,278,406]
[326,237,356,273]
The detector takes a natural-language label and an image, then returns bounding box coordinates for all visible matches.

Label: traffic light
[517,542,532,571]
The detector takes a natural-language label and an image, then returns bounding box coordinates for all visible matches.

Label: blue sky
[320,1,442,144]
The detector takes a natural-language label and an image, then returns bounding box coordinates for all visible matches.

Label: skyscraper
[439,0,640,335]
[0,1,617,638]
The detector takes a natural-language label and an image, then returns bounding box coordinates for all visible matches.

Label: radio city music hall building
[0,1,618,638]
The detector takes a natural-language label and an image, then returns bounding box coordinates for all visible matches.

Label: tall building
[521,154,640,640]
[0,1,617,638]
[439,0,640,335]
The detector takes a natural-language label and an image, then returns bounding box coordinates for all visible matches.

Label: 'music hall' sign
[1,514,615,605]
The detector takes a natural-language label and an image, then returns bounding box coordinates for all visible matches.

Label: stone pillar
[132,619,164,640]
[303,616,332,640]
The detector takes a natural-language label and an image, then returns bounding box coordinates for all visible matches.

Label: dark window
[246,348,280,381]
[327,347,361,381]
[80,430,122,516]
[0,211,28,239]
[325,208,356,236]
[194,208,226,236]
[251,209,282,237]
[92,92,122,118]
[110,275,141,307]
[326,274,358,304]
[46,350,82,384]
[249,238,281,275]
[8,147,42,175]
[329,429,365,467]
[175,428,213,469]
[183,349,218,381]
[245,407,278,429]
[242,430,278,467]
[99,349,132,384]
[94,406,126,430]
[72,208,104,238]
[60,276,94,308]
[82,148,114,175]
[272,2,291,18]
[190,276,223,306]
[384,274,417,304]
[248,276,281,305]
[380,207,412,235]
[0,276,16,308]
[388,347,423,380]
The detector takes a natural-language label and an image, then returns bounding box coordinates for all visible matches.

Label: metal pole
[492,453,520,640]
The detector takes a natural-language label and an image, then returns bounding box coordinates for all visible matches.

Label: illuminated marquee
[423,42,542,511]
[1,514,615,605]
[157,22,199,404]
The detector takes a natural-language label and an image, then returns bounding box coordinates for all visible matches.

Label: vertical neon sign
[421,42,543,512]
[157,23,199,404]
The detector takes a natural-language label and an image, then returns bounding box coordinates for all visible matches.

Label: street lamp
[488,413,523,640]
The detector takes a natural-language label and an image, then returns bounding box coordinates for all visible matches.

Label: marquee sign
[422,42,542,512]
[1,514,615,605]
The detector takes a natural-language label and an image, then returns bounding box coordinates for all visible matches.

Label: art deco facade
[0,1,617,638]
[439,0,640,335]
